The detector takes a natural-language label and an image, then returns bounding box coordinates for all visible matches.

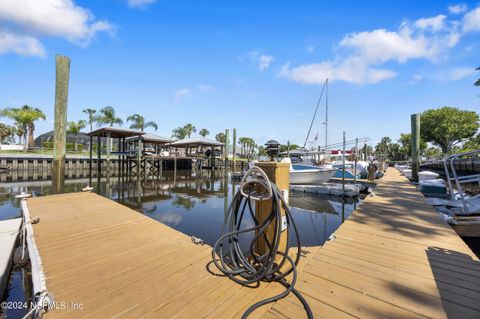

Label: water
[0,168,361,318]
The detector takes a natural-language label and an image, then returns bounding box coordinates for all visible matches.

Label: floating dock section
[23,168,480,318]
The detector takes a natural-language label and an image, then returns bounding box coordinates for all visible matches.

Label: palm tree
[475,67,480,87]
[83,108,96,131]
[171,127,188,140]
[67,120,87,151]
[238,137,247,157]
[0,105,45,149]
[183,123,196,138]
[199,128,209,137]
[127,114,158,131]
[94,106,123,127]
[215,132,226,143]
[14,125,24,146]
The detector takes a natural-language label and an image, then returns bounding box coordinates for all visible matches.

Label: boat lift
[443,150,480,215]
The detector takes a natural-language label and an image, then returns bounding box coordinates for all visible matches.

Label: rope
[212,166,313,319]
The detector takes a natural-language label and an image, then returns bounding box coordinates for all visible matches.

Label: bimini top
[169,137,224,147]
[125,133,172,144]
[87,127,145,139]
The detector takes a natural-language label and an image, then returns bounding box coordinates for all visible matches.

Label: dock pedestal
[253,162,290,257]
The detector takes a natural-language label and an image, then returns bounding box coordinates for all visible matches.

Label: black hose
[211,168,314,318]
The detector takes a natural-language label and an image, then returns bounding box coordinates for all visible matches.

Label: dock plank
[25,167,480,319]
[264,168,480,319]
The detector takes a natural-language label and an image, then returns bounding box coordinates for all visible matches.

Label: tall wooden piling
[254,162,290,257]
[52,55,70,194]
[411,113,421,182]
[224,129,229,168]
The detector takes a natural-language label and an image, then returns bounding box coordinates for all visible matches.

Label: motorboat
[282,158,337,184]
[402,169,439,182]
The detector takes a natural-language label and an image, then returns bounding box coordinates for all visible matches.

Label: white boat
[282,158,337,184]
[402,169,439,181]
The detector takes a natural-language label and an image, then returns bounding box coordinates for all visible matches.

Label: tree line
[374,106,479,161]
[0,104,258,155]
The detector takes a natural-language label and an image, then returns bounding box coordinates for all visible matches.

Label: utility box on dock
[253,161,290,257]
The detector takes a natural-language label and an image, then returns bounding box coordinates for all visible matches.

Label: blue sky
[0,0,479,148]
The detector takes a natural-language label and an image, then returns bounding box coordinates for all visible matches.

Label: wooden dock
[26,192,319,318]
[264,168,480,319]
[24,168,480,318]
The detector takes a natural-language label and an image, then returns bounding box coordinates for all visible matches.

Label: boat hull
[290,168,337,184]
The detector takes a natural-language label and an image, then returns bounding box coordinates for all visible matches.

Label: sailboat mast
[303,79,327,149]
[325,78,329,154]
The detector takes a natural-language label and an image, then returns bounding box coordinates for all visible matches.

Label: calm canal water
[0,168,360,318]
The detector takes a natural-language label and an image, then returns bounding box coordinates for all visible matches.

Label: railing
[443,150,480,215]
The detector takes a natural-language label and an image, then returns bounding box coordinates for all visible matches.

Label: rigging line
[303,79,327,149]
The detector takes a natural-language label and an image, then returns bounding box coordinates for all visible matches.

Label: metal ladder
[443,150,480,215]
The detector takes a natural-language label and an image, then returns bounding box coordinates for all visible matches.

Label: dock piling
[411,113,421,182]
[253,162,290,256]
[52,55,70,194]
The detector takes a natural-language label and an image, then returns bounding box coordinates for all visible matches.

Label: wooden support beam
[254,161,290,257]
[52,55,70,194]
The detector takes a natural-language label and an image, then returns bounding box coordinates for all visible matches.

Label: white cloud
[0,31,45,57]
[448,3,467,14]
[196,84,214,92]
[412,73,424,82]
[279,10,474,85]
[306,45,315,53]
[127,0,157,9]
[248,50,274,71]
[258,55,273,71]
[463,7,480,32]
[279,60,397,85]
[414,15,447,31]
[449,66,476,80]
[173,88,189,102]
[0,0,113,57]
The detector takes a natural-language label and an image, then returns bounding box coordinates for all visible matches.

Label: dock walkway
[25,168,480,318]
[264,168,480,319]
[26,192,318,319]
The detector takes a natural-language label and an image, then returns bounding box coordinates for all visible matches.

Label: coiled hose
[212,166,313,318]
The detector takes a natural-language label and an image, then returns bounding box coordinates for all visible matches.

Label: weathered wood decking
[25,168,480,318]
[27,191,319,318]
[264,168,480,319]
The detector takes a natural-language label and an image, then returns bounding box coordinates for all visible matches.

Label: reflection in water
[0,168,360,248]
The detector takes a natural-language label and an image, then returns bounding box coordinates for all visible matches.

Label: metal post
[363,143,368,161]
[411,113,420,182]
[52,55,70,194]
